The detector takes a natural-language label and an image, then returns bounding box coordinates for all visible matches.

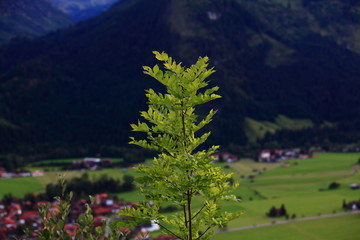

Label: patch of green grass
[215,152,360,228]
[229,159,281,176]
[243,115,314,141]
[243,117,279,142]
[114,190,146,202]
[0,177,43,198]
[261,153,359,176]
[213,214,360,240]
[275,114,313,130]
[36,171,83,186]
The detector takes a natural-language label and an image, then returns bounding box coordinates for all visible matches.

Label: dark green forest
[1,0,360,167]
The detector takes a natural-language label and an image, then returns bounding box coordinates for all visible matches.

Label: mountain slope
[50,0,120,21]
[0,0,73,44]
[0,0,360,158]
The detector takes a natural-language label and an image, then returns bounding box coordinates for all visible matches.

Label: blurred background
[0,1,360,239]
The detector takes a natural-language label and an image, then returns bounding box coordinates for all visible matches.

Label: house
[210,153,238,163]
[0,167,6,177]
[1,216,16,229]
[140,220,160,233]
[72,157,102,170]
[259,150,271,162]
[18,170,31,177]
[84,157,101,169]
[64,223,78,237]
[84,157,101,163]
[0,205,6,218]
[222,153,238,162]
[7,203,22,216]
[1,172,15,178]
[299,154,309,159]
[258,149,303,162]
[31,170,44,177]
[92,206,112,216]
[94,193,109,205]
[102,158,113,167]
[93,216,106,227]
[105,199,114,206]
[19,211,39,225]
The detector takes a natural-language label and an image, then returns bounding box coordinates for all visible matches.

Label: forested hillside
[1,0,360,164]
[0,0,73,44]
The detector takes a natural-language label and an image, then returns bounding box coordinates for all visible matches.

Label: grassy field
[221,152,360,229]
[243,115,314,141]
[0,152,359,239]
[0,177,44,198]
[213,214,360,240]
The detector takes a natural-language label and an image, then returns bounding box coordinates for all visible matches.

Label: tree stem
[187,190,192,240]
[183,204,188,228]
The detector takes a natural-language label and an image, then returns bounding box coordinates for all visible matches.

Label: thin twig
[192,204,206,220]
[195,224,215,240]
[157,222,184,240]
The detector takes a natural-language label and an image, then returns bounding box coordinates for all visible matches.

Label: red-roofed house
[7,203,22,216]
[19,211,38,221]
[64,223,78,236]
[2,216,17,230]
[93,216,105,227]
[92,206,112,216]
[0,167,6,177]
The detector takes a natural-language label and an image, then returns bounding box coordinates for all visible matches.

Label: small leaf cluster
[116,52,243,240]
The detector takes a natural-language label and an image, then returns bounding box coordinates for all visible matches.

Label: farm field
[0,177,43,198]
[0,152,359,238]
[213,213,360,240]
[221,152,360,229]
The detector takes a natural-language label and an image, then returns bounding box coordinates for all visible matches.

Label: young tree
[114,52,243,239]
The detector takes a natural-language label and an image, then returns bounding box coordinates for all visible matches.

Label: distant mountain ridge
[0,0,360,159]
[50,0,120,21]
[0,0,73,44]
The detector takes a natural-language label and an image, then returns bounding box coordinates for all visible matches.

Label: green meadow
[0,177,43,198]
[213,214,360,240]
[0,152,359,238]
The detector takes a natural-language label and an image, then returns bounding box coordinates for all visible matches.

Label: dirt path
[216,210,360,233]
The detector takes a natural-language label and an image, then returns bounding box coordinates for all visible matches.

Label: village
[0,157,180,239]
[0,191,179,239]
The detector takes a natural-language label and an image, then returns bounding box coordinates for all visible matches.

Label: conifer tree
[114,51,242,240]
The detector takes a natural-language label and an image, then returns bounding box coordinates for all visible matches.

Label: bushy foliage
[328,182,340,190]
[267,204,287,218]
[22,178,125,240]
